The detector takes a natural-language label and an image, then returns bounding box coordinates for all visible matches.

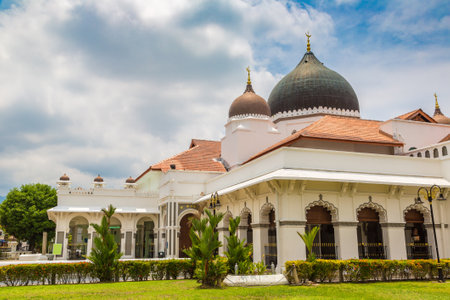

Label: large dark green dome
[268,51,360,121]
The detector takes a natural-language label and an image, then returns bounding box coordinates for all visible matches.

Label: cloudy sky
[0,0,449,197]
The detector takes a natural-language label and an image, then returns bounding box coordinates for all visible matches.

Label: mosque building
[48,36,450,269]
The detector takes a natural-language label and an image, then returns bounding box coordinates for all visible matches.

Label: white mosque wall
[221,117,281,169]
[274,115,323,137]
[57,187,158,209]
[380,119,450,151]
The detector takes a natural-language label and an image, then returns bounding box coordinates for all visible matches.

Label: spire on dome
[306,32,311,52]
[244,66,254,93]
[434,93,443,115]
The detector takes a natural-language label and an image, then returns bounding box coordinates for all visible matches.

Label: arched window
[409,154,414,157]
[404,209,430,259]
[433,148,439,158]
[425,150,430,158]
[417,152,422,157]
[306,206,336,259]
[357,208,385,259]
[443,146,448,156]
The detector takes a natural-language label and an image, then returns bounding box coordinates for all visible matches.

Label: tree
[297,226,320,262]
[224,216,253,274]
[0,183,57,252]
[88,204,123,282]
[184,209,227,287]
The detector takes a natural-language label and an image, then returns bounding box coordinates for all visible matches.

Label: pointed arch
[239,206,252,226]
[356,201,387,223]
[403,203,431,224]
[260,202,275,224]
[305,198,338,222]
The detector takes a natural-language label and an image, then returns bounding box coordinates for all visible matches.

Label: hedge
[285,259,450,283]
[0,259,194,286]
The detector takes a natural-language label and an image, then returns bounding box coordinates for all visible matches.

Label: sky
[0,0,449,196]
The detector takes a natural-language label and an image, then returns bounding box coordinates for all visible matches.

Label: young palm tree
[88,204,122,282]
[297,226,320,262]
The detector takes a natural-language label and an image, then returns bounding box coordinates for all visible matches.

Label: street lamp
[416,184,447,282]
[209,192,221,215]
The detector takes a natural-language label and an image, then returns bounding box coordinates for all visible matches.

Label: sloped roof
[136,139,226,181]
[245,115,403,163]
[396,109,437,123]
[440,134,450,143]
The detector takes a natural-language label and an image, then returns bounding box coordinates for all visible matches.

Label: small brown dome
[125,176,135,183]
[94,174,104,182]
[59,173,70,181]
[229,84,271,118]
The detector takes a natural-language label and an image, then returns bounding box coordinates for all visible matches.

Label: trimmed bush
[0,259,193,286]
[285,259,450,284]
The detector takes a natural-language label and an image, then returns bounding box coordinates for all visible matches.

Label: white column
[86,228,95,257]
[278,222,306,264]
[382,223,407,260]
[426,225,437,259]
[252,224,268,264]
[218,227,229,256]
[334,222,359,259]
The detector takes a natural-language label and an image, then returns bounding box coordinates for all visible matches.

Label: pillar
[42,232,48,255]
[217,227,229,256]
[252,224,269,264]
[334,222,359,259]
[278,221,306,263]
[381,223,407,260]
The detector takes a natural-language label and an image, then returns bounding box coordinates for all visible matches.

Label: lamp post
[416,184,447,282]
[209,192,221,216]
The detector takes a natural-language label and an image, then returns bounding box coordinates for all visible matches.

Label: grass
[0,280,449,299]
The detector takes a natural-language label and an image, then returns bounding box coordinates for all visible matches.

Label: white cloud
[0,0,332,194]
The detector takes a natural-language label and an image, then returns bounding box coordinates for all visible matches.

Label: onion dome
[59,173,70,181]
[228,67,271,118]
[433,93,450,124]
[94,174,104,182]
[125,176,135,184]
[268,33,360,121]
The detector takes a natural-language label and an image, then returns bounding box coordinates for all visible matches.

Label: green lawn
[1,280,449,299]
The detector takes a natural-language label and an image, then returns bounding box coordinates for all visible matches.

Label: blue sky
[0,0,448,196]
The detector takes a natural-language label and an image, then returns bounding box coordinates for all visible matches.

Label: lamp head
[437,193,447,201]
[415,197,424,205]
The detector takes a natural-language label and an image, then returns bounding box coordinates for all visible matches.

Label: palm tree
[297,226,320,261]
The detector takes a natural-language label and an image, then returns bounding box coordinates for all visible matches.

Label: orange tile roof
[136,139,226,181]
[245,115,403,163]
[396,109,436,123]
[440,134,450,143]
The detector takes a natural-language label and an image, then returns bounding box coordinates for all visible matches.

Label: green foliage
[0,259,193,286]
[0,183,57,251]
[297,226,319,262]
[194,257,229,287]
[285,259,450,283]
[183,209,224,287]
[88,204,123,282]
[224,216,253,274]
[253,261,267,275]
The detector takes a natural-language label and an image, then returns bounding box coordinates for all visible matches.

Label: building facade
[48,39,450,270]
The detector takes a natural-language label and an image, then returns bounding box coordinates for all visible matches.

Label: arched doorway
[306,206,337,259]
[357,208,385,259]
[135,217,155,258]
[68,216,89,260]
[405,209,430,259]
[179,213,194,258]
[110,217,122,254]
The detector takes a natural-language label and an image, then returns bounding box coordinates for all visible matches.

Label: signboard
[53,243,62,255]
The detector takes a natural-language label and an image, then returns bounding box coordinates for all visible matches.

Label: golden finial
[305,32,311,52]
[434,93,440,109]
[246,66,251,85]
